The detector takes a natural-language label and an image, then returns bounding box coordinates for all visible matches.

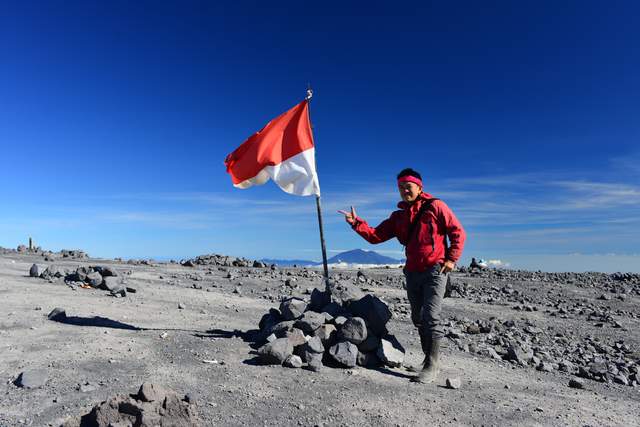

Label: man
[339,168,466,383]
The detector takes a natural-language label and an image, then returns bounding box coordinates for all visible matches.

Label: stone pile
[61,382,199,427]
[459,268,640,295]
[29,264,134,297]
[442,316,639,388]
[254,281,405,371]
[180,253,270,268]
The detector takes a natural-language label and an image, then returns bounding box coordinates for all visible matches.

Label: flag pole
[306,88,331,293]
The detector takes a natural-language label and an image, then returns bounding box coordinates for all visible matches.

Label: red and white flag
[224,100,320,196]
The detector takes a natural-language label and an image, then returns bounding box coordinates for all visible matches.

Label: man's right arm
[351,214,396,244]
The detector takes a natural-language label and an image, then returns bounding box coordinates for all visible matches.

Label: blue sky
[1,1,639,272]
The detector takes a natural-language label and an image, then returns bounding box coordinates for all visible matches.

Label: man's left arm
[437,201,466,273]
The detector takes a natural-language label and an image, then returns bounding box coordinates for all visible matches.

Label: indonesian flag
[224,100,321,196]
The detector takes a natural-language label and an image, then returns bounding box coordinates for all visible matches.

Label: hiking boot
[411,338,441,384]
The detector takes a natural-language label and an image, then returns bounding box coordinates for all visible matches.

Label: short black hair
[397,168,422,180]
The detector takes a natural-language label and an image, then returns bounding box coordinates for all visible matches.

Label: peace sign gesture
[338,206,357,225]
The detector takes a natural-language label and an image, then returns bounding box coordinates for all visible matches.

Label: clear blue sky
[1,1,639,272]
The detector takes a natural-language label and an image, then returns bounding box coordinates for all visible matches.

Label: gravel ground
[1,252,639,426]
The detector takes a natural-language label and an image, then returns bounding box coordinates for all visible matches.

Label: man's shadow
[49,315,203,334]
[51,315,143,330]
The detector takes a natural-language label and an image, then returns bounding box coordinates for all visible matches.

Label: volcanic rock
[14,369,48,389]
[102,276,121,291]
[86,271,104,287]
[309,288,330,311]
[315,324,337,345]
[285,328,307,347]
[357,334,381,353]
[446,377,462,389]
[29,264,45,277]
[303,336,325,372]
[329,341,358,368]
[138,382,169,402]
[348,294,392,336]
[257,338,294,365]
[279,297,307,320]
[48,307,67,321]
[283,355,303,369]
[357,351,381,368]
[377,335,405,367]
[294,311,325,334]
[328,281,364,305]
[569,378,585,389]
[338,317,368,345]
[41,264,67,279]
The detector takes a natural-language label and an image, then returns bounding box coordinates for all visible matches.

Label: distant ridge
[263,249,401,267]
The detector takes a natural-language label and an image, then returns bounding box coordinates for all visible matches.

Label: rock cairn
[61,382,199,427]
[180,253,269,268]
[29,264,134,297]
[254,281,405,371]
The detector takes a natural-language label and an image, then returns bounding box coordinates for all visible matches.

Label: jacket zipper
[428,220,435,252]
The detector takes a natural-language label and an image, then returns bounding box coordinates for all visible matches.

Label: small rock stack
[30,264,133,297]
[254,281,405,371]
[180,253,269,268]
[62,382,199,427]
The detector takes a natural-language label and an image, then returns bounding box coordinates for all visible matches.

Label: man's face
[398,181,422,203]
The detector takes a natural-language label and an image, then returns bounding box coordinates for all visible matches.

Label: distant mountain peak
[327,249,401,265]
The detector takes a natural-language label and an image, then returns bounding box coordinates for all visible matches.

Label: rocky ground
[1,248,639,426]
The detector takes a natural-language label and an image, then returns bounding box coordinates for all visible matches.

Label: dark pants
[405,265,448,341]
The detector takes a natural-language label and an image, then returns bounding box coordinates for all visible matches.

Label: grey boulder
[14,369,48,389]
[338,317,368,345]
[279,298,307,320]
[329,341,358,368]
[257,338,293,365]
[349,294,392,336]
[377,335,405,368]
[29,264,45,278]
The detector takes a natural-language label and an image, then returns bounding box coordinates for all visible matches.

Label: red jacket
[351,192,466,272]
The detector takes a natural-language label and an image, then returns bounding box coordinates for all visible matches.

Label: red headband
[397,176,423,187]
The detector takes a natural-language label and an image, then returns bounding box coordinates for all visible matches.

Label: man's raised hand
[337,206,357,225]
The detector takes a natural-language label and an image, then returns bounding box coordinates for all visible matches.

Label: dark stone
[257,338,293,364]
[285,328,306,347]
[41,264,67,279]
[265,320,295,338]
[357,334,381,353]
[138,383,169,402]
[283,355,303,368]
[86,271,103,287]
[338,317,368,345]
[29,264,45,278]
[569,378,585,389]
[309,288,330,311]
[328,281,365,305]
[48,307,67,321]
[348,294,392,336]
[315,324,337,345]
[294,311,325,334]
[329,341,358,368]
[505,341,533,364]
[102,276,121,291]
[356,351,381,368]
[446,377,462,389]
[279,297,307,320]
